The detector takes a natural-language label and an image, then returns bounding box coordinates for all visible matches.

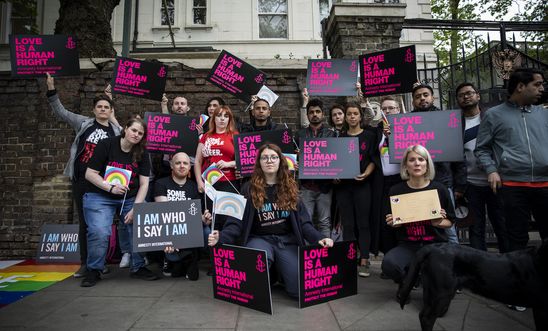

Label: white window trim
[152,0,182,30]
[185,0,212,29]
[254,0,292,40]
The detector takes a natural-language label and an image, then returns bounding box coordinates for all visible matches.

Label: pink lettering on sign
[303,247,337,291]
[14,37,55,66]
[213,247,247,290]
[237,134,261,168]
[309,61,340,88]
[361,53,397,87]
[146,114,178,144]
[213,53,245,85]
[303,140,337,168]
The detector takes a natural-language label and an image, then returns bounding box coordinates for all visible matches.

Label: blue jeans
[300,188,332,238]
[83,192,145,273]
[445,187,459,244]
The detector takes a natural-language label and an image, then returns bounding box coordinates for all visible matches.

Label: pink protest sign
[388,110,464,163]
[306,59,358,96]
[10,35,80,77]
[111,57,167,101]
[359,45,417,97]
[144,112,199,156]
[298,138,360,179]
[298,241,358,308]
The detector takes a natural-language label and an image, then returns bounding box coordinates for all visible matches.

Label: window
[161,0,175,26]
[192,0,206,24]
[258,0,288,39]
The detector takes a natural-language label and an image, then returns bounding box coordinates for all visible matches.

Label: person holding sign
[240,98,279,132]
[197,97,226,135]
[154,152,212,280]
[161,94,190,115]
[328,104,345,137]
[81,117,158,287]
[195,105,240,230]
[336,102,378,277]
[381,145,455,284]
[46,73,122,278]
[208,144,333,299]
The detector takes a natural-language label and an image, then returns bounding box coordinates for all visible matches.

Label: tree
[54,0,121,58]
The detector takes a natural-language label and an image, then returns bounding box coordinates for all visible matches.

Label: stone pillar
[324,2,407,59]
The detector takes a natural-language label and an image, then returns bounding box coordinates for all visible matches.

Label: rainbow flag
[202,163,223,185]
[0,260,78,308]
[283,153,297,171]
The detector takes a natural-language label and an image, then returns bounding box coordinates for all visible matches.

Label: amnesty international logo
[188,202,198,216]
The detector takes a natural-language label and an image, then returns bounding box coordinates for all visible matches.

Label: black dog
[397,241,548,331]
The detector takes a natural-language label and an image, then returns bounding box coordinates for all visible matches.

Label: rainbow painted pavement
[0,260,78,308]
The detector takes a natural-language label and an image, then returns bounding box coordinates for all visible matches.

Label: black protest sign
[10,35,80,77]
[206,50,266,103]
[144,112,199,156]
[234,129,294,177]
[111,57,167,101]
[359,45,417,97]
[298,137,360,179]
[306,59,358,96]
[132,200,204,253]
[211,244,272,314]
[299,241,358,308]
[37,224,80,263]
[388,110,464,163]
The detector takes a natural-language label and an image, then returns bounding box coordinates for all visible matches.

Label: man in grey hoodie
[475,67,547,251]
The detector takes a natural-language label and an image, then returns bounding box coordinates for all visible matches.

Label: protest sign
[306,59,358,96]
[10,35,80,77]
[299,241,358,308]
[298,137,360,179]
[144,112,199,156]
[207,50,266,103]
[112,57,167,101]
[211,244,272,314]
[132,200,204,252]
[359,45,417,97]
[37,224,79,263]
[388,110,464,163]
[234,129,294,177]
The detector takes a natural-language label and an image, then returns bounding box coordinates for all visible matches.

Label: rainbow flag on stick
[202,163,223,185]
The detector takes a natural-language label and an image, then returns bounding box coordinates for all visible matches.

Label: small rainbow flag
[202,163,222,185]
[104,166,132,187]
[199,114,209,126]
[283,153,297,171]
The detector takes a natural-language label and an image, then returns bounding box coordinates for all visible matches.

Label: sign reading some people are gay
[211,244,272,314]
[298,137,360,179]
[144,112,199,156]
[132,200,204,252]
[298,241,358,308]
[37,224,80,263]
[111,57,167,101]
[10,35,80,77]
[359,45,417,97]
[234,129,295,177]
[306,59,358,96]
[388,110,464,163]
[207,50,266,103]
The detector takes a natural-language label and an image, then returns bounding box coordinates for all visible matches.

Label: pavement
[0,255,536,331]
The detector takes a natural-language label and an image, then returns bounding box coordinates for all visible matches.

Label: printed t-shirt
[75,121,115,180]
[199,131,237,181]
[251,185,292,236]
[154,177,200,202]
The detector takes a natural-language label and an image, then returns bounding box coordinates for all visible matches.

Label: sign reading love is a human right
[306,59,358,96]
[111,57,167,101]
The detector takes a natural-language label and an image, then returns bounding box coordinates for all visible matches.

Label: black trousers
[73,179,87,265]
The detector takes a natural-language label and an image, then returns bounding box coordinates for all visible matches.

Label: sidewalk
[0,257,535,331]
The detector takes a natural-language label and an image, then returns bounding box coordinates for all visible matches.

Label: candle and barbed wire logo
[256,254,266,273]
[282,131,292,144]
[347,243,356,260]
[188,202,198,216]
[448,112,459,128]
[254,73,265,84]
[189,119,197,131]
[404,48,415,63]
[157,66,166,78]
[65,37,76,49]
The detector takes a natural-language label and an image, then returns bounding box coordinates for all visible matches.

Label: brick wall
[0,60,308,259]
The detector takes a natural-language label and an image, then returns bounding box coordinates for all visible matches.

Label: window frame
[257,0,289,39]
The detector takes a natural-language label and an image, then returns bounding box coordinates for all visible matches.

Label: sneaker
[119,253,131,268]
[144,256,150,266]
[358,264,371,278]
[130,267,159,281]
[162,260,173,277]
[74,265,87,278]
[80,269,101,287]
[507,305,527,312]
[102,266,110,274]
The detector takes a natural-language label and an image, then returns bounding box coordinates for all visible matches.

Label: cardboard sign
[144,112,199,156]
[132,200,204,252]
[298,137,360,179]
[306,59,358,96]
[388,110,464,162]
[207,50,266,103]
[36,224,80,263]
[299,241,358,308]
[10,35,80,77]
[211,244,272,314]
[111,57,167,101]
[359,45,417,97]
[234,129,295,177]
[390,189,442,225]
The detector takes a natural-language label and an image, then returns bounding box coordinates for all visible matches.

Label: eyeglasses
[260,155,280,162]
[457,91,477,99]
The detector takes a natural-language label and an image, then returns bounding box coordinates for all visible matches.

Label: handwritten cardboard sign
[298,137,360,179]
[132,200,204,252]
[388,110,464,163]
[207,50,266,103]
[10,35,80,77]
[234,129,294,177]
[36,224,80,263]
[144,112,199,156]
[306,59,358,96]
[359,45,417,97]
[211,244,272,314]
[111,57,167,101]
[299,241,358,308]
